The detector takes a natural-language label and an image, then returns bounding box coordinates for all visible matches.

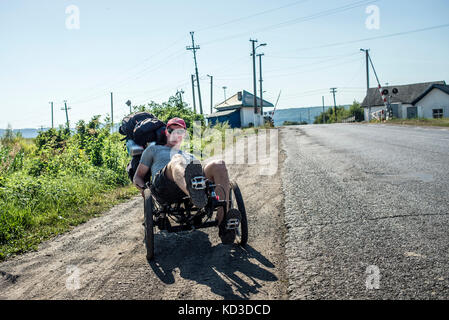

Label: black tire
[230,181,248,246]
[144,189,155,261]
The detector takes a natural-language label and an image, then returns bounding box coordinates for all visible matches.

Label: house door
[407,107,418,119]
[391,104,399,118]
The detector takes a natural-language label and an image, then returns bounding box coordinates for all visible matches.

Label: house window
[432,109,444,119]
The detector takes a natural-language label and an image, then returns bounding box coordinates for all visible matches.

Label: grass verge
[0,184,139,262]
[370,118,449,127]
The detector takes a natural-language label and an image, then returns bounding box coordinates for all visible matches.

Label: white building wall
[401,104,414,119]
[256,113,264,126]
[398,103,404,118]
[415,88,449,119]
[240,107,264,127]
[240,108,254,127]
[364,106,384,121]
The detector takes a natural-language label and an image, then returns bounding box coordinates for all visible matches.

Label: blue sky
[1,0,448,128]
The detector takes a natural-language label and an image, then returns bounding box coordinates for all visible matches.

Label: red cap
[166,117,186,129]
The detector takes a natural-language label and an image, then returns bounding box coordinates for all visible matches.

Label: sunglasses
[167,127,186,135]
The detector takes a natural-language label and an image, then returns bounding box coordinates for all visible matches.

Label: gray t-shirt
[139,144,197,182]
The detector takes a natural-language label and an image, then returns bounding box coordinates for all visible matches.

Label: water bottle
[126,139,144,156]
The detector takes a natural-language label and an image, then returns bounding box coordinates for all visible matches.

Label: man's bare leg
[165,154,189,195]
[164,156,230,222]
[203,159,230,225]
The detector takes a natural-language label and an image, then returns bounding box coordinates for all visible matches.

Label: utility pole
[62,100,71,129]
[367,53,390,120]
[257,53,265,117]
[207,74,213,114]
[250,40,266,118]
[361,49,370,121]
[110,92,114,133]
[126,100,132,114]
[223,86,227,101]
[322,96,325,124]
[191,74,197,113]
[187,31,203,115]
[176,89,184,106]
[250,39,258,114]
[271,90,282,124]
[330,88,337,122]
[49,102,54,128]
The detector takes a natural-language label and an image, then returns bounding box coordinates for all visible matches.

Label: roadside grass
[0,121,136,262]
[370,118,449,127]
[0,183,138,261]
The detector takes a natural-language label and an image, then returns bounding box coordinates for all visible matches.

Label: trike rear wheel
[230,181,248,246]
[144,189,155,261]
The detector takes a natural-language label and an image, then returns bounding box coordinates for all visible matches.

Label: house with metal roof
[206,90,274,128]
[361,81,449,120]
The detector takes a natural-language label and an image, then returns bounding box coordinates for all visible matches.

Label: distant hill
[0,128,46,139]
[0,124,121,139]
[268,105,350,126]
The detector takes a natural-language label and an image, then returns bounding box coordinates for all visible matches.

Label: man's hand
[136,184,145,198]
[133,163,150,198]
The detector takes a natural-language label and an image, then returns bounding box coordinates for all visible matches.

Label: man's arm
[134,145,154,196]
[134,163,150,196]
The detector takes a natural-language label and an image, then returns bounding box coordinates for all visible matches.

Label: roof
[205,109,239,118]
[215,90,275,110]
[412,84,449,104]
[361,81,446,107]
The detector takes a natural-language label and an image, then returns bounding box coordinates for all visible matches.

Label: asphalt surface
[280,124,449,299]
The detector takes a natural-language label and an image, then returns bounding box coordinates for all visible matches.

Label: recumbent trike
[142,176,248,261]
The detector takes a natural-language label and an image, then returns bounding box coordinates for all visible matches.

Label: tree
[349,101,364,122]
[1,124,15,145]
[133,94,205,129]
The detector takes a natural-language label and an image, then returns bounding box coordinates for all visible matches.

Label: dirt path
[0,132,288,300]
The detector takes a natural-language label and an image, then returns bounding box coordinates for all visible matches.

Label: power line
[297,23,449,51]
[195,0,309,32]
[257,0,378,33]
[264,52,360,74]
[70,51,187,105]
[90,22,448,107]
[213,56,362,81]
[266,51,360,60]
[69,20,449,111]
[131,78,192,106]
[267,56,362,79]
[67,37,186,103]
[214,51,361,80]
[202,0,378,46]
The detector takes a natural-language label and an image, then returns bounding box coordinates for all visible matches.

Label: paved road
[280,124,449,299]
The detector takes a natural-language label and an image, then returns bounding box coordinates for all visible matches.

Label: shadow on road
[148,231,277,300]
